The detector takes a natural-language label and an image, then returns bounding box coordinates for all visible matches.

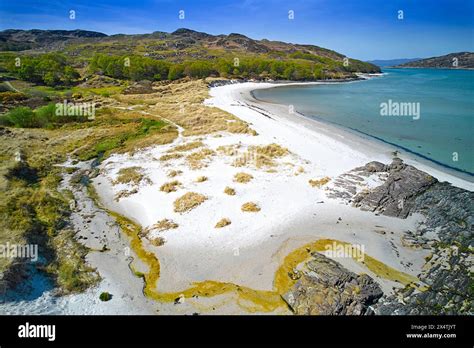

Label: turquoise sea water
[253,68,474,175]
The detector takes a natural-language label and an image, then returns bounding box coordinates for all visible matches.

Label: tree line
[5,52,379,86]
[7,53,80,86]
[88,54,379,81]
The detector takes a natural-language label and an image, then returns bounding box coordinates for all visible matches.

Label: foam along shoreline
[241,81,474,190]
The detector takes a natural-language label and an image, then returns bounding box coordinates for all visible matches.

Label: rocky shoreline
[283,252,383,315]
[324,158,473,315]
[207,76,367,88]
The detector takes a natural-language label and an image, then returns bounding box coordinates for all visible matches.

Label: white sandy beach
[231,82,474,190]
[4,81,471,315]
[85,80,474,314]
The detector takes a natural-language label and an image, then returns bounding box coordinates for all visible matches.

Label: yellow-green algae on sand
[111,212,419,313]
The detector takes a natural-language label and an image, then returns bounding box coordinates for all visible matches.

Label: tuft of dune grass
[143,219,178,235]
[186,148,215,169]
[309,176,331,188]
[173,192,207,213]
[233,143,289,168]
[215,218,231,228]
[150,236,166,247]
[169,141,204,153]
[254,143,288,158]
[217,144,240,156]
[233,172,253,183]
[227,121,258,135]
[159,153,183,162]
[113,166,147,185]
[224,186,236,196]
[195,176,208,183]
[241,202,261,212]
[167,170,183,178]
[114,188,138,201]
[295,166,305,176]
[160,180,181,193]
[113,79,256,138]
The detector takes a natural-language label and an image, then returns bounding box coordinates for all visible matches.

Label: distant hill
[367,58,422,67]
[0,29,107,51]
[0,28,347,59]
[0,28,382,85]
[396,52,474,69]
[0,28,380,77]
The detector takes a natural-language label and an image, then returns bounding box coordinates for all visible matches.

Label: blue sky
[0,0,473,60]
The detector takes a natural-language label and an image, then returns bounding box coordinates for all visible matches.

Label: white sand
[88,81,474,314]
[219,82,473,190]
[7,81,470,315]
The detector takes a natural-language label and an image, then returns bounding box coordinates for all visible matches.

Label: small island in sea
[395,52,474,69]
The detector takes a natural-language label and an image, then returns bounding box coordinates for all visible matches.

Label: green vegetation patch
[0,105,177,294]
[0,103,92,129]
[5,53,80,87]
[99,292,112,301]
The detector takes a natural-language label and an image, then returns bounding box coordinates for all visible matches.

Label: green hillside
[0,28,380,86]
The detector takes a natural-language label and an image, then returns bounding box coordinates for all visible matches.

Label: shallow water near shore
[253,68,474,175]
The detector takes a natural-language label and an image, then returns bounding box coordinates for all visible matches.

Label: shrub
[3,103,91,129]
[35,103,57,126]
[6,106,37,128]
[99,292,112,301]
[0,116,12,126]
[168,64,185,80]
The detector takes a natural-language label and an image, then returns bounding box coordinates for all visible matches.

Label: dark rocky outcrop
[326,159,473,315]
[207,79,243,88]
[375,178,473,315]
[283,253,383,315]
[351,158,438,218]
